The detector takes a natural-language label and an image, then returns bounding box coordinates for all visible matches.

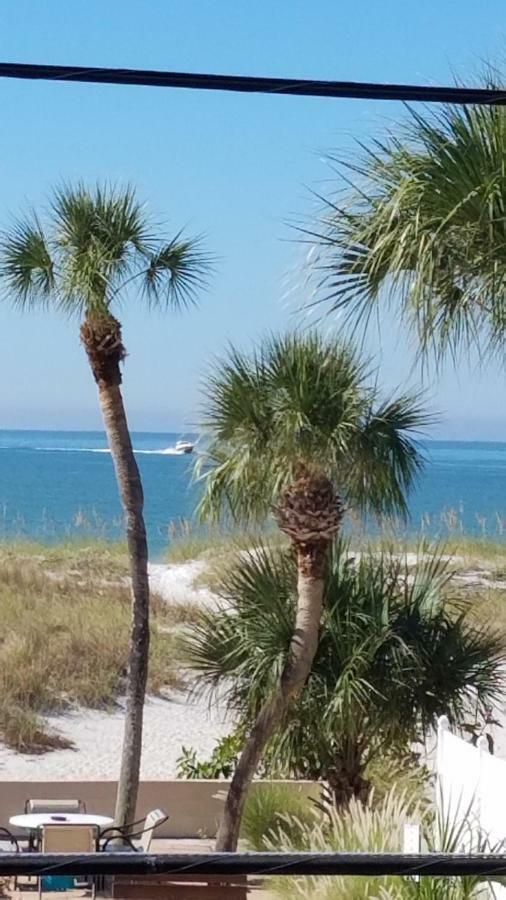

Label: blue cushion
[41,875,76,891]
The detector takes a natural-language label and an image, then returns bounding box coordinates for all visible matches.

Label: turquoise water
[0,431,506,557]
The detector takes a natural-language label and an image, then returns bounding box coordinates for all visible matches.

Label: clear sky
[1,0,505,439]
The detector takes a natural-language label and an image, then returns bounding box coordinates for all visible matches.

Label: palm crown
[1,183,209,316]
[197,332,430,523]
[307,97,506,357]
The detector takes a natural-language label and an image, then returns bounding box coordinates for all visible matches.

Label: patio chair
[0,827,20,892]
[39,824,97,899]
[0,827,19,853]
[100,808,168,852]
[24,798,87,850]
[24,797,86,814]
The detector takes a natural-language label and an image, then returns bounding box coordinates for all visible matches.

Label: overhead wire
[0,61,505,104]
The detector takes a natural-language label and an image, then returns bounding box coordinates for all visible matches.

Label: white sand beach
[0,560,229,781]
[148,560,220,609]
[0,693,232,781]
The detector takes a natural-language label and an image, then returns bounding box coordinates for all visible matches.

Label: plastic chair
[24,799,87,850]
[100,808,168,852]
[0,827,20,892]
[39,824,97,898]
[0,827,19,853]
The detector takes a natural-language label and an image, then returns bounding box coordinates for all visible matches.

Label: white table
[10,812,113,830]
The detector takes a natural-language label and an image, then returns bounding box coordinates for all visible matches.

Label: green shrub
[176,733,243,779]
[240,784,318,851]
[267,788,496,899]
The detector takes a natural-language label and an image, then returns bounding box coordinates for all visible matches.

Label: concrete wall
[1,780,320,838]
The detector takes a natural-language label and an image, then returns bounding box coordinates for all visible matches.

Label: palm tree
[0,184,210,826]
[196,332,430,849]
[186,540,504,810]
[305,95,506,358]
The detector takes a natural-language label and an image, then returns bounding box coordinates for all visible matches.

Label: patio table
[9,813,113,830]
[9,812,114,851]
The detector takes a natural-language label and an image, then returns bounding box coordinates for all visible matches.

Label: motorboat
[175,440,194,455]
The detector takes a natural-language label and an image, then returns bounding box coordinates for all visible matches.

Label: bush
[240,784,319,851]
[176,733,243,779]
[185,540,505,808]
[266,788,496,899]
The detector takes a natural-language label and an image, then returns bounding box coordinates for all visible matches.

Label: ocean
[0,430,505,557]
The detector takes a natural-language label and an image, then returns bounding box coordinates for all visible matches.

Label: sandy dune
[0,693,232,781]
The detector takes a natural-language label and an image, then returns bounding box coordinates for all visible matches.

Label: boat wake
[33,446,186,456]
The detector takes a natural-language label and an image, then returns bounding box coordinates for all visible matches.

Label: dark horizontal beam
[0,62,506,105]
[2,852,506,877]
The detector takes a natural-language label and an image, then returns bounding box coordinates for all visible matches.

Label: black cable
[0,61,506,105]
[2,852,506,877]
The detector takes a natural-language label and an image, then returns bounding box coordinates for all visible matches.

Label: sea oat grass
[0,551,181,753]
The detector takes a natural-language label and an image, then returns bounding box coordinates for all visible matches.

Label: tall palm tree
[0,184,209,826]
[186,540,504,809]
[304,95,506,358]
[196,332,430,849]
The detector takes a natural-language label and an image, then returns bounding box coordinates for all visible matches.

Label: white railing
[437,715,506,896]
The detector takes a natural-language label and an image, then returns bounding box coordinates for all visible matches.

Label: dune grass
[0,549,183,753]
[465,586,506,646]
[164,521,287,594]
[0,537,130,578]
[165,521,270,563]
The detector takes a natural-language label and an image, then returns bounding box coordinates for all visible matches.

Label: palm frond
[308,95,506,359]
[0,183,210,319]
[196,332,427,525]
[343,394,434,517]
[183,542,296,712]
[1,215,55,307]
[141,234,212,311]
[184,538,506,778]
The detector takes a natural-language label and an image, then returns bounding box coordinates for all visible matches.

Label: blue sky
[1,0,505,439]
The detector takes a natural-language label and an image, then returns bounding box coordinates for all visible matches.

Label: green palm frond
[343,394,433,517]
[184,539,506,777]
[184,542,296,712]
[142,234,211,311]
[0,215,55,307]
[1,183,211,318]
[196,332,429,524]
[308,91,506,359]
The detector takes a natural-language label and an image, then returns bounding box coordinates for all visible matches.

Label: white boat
[175,440,194,455]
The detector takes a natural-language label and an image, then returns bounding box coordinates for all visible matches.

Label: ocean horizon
[1,429,506,557]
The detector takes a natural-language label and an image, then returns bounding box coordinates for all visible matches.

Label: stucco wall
[1,780,320,838]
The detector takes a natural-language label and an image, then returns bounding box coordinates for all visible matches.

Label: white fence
[437,715,506,895]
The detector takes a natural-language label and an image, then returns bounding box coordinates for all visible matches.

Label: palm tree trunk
[327,740,370,809]
[81,315,150,828]
[100,382,150,827]
[215,545,325,851]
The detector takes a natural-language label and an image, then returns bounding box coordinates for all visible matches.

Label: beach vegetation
[0,183,211,824]
[165,520,271,563]
[0,553,183,754]
[185,540,504,810]
[0,536,129,578]
[264,787,496,899]
[240,783,318,851]
[194,331,430,849]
